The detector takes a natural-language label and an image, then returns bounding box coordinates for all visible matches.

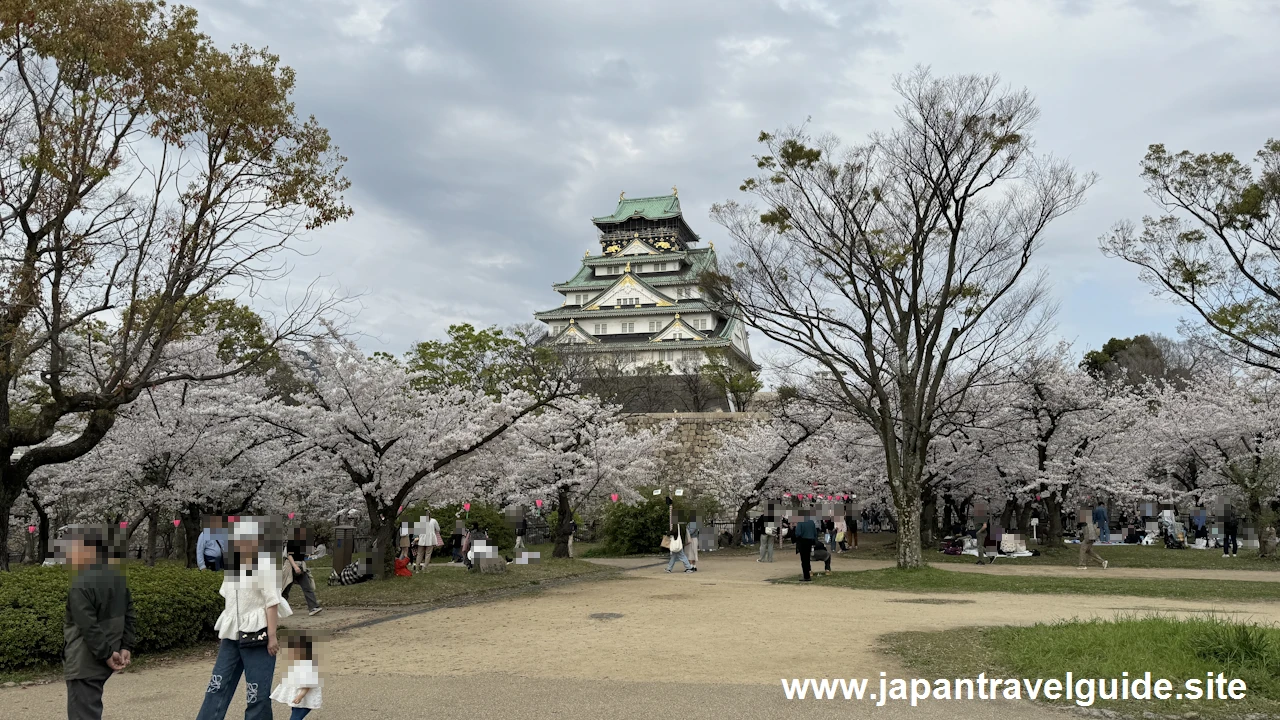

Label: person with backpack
[794,512,818,582]
[63,525,136,720]
[197,515,230,572]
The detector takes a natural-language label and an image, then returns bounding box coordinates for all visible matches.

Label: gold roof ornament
[709,241,715,249]
[624,261,631,272]
[619,191,625,201]
[671,185,678,197]
[584,250,590,257]
[569,318,576,324]
[675,313,681,319]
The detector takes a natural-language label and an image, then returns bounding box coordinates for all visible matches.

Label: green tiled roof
[553,248,718,291]
[534,299,713,321]
[583,251,687,267]
[592,194,682,224]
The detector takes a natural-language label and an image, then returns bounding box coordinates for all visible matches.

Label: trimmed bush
[598,497,670,555]
[0,563,223,671]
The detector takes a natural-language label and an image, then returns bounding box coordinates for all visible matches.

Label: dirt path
[7,555,1279,719]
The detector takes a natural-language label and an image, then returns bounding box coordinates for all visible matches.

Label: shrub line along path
[6,553,1280,720]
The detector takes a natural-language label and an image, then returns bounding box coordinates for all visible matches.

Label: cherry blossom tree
[1144,369,1280,523]
[263,334,577,575]
[462,396,674,558]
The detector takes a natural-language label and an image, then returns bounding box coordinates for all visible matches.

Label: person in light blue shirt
[196,516,230,571]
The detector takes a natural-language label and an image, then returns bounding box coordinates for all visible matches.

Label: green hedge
[0,563,224,671]
[598,497,671,555]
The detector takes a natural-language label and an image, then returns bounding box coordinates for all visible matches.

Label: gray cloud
[188,0,1280,367]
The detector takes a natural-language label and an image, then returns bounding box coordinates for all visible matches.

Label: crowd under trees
[3,2,1278,576]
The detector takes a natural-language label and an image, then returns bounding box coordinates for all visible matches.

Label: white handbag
[668,530,684,554]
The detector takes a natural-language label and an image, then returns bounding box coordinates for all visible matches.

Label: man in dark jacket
[793,513,818,581]
[63,525,136,720]
[1222,504,1240,558]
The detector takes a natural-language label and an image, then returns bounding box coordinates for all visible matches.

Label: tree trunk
[0,472,26,571]
[919,488,936,549]
[1000,499,1015,531]
[35,502,51,563]
[182,508,202,568]
[1042,491,1064,547]
[942,497,954,536]
[1018,503,1033,536]
[553,488,573,559]
[733,499,757,546]
[146,512,158,567]
[895,490,923,568]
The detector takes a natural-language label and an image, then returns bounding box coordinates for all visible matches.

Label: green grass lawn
[882,615,1280,718]
[846,535,1280,570]
[315,555,616,607]
[790,566,1280,603]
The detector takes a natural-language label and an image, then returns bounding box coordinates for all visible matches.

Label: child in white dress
[270,632,322,719]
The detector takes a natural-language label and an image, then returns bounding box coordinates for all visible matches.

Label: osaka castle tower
[535,188,758,374]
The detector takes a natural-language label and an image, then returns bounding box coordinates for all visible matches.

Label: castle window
[696,319,708,330]
[648,321,658,332]
[594,323,608,334]
[620,322,635,333]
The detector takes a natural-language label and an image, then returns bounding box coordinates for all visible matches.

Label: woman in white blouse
[197,519,294,720]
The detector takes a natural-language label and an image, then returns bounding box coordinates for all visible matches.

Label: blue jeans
[291,709,312,720]
[666,549,691,571]
[204,554,225,572]
[742,529,754,544]
[1099,521,1110,543]
[197,639,277,720]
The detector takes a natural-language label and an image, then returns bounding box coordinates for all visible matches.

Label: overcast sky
[189,0,1280,376]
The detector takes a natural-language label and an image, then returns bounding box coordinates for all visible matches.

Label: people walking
[283,527,322,617]
[664,497,691,573]
[844,508,858,550]
[685,515,700,572]
[1223,504,1239,558]
[63,525,136,720]
[270,631,322,719]
[741,517,753,545]
[974,520,992,566]
[1077,518,1108,569]
[515,513,527,550]
[196,519,292,720]
[449,520,465,564]
[197,515,230,571]
[414,513,441,571]
[794,512,817,581]
[1093,501,1110,543]
[758,510,776,563]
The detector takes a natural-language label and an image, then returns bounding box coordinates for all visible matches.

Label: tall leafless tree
[705,68,1094,567]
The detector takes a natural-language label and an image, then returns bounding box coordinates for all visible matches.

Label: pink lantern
[535,499,543,509]
[807,494,814,500]
[118,521,127,529]
[827,495,833,501]
[27,525,36,534]
[172,519,181,527]
[228,515,239,523]
[463,502,471,512]
[610,493,619,502]
[783,492,791,498]
[288,512,295,520]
